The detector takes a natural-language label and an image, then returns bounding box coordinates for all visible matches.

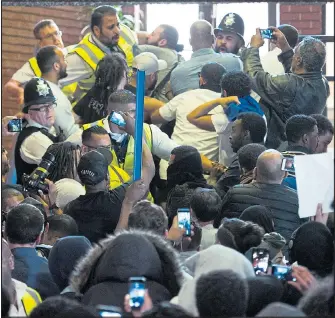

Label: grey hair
[299,36,326,72]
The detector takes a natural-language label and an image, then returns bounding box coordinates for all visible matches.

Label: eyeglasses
[82,144,112,152]
[29,104,56,112]
[39,30,62,40]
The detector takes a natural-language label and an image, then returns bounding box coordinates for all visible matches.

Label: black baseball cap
[23,77,56,113]
[214,13,245,45]
[77,148,113,186]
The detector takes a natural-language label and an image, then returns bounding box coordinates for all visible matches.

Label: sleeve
[241,47,292,114]
[150,124,179,161]
[211,112,229,134]
[20,132,54,164]
[108,182,130,203]
[59,53,92,87]
[158,96,180,121]
[11,62,35,84]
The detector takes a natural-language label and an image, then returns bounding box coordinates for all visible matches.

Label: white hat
[132,52,167,75]
[55,178,86,210]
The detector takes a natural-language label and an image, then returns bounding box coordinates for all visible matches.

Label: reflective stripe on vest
[22,288,42,316]
[28,57,41,77]
[62,32,134,106]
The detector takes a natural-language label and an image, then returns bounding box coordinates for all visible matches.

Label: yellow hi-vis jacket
[62,27,134,107]
[21,286,42,316]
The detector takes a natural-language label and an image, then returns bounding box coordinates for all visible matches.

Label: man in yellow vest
[2,239,42,316]
[61,5,137,106]
[4,19,69,106]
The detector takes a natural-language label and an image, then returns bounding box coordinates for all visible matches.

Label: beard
[59,68,68,80]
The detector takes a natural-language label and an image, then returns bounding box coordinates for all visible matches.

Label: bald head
[190,20,214,51]
[254,149,286,184]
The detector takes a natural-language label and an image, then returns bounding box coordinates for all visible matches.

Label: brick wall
[280,3,323,35]
[1,6,91,150]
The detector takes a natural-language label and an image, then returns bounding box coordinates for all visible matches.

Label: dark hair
[30,296,99,318]
[47,214,78,237]
[298,275,334,316]
[216,226,239,250]
[278,24,299,48]
[94,54,128,106]
[222,218,265,254]
[36,45,59,74]
[1,188,24,212]
[91,5,117,31]
[311,114,334,136]
[221,71,252,97]
[159,24,179,50]
[190,189,221,222]
[142,302,193,318]
[82,125,109,145]
[33,19,57,39]
[237,143,267,172]
[21,197,48,228]
[200,62,226,93]
[285,115,317,143]
[107,89,136,113]
[196,269,249,317]
[237,113,267,143]
[128,200,168,236]
[46,142,81,183]
[5,204,44,244]
[299,36,326,72]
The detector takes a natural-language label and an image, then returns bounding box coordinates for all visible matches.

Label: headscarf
[240,205,275,233]
[167,146,206,191]
[48,236,92,291]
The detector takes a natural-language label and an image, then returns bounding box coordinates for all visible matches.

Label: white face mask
[110,132,127,143]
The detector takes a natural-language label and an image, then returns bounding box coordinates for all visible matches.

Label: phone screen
[177,208,191,236]
[96,305,122,317]
[252,248,269,274]
[272,265,297,282]
[129,277,146,310]
[108,112,126,127]
[281,158,295,173]
[99,311,121,317]
[7,118,22,132]
[260,29,274,39]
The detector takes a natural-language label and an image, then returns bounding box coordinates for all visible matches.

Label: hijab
[240,205,275,233]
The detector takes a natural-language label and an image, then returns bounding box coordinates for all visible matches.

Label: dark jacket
[214,182,304,247]
[69,230,185,308]
[242,47,329,149]
[11,247,59,300]
[215,156,240,197]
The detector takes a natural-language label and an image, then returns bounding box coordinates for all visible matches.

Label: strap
[22,288,41,316]
[110,165,125,184]
[111,136,130,166]
[28,57,41,77]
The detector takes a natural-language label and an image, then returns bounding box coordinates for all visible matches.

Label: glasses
[83,144,112,152]
[29,104,56,112]
[40,30,62,40]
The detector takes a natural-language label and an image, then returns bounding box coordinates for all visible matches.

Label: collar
[90,33,114,55]
[298,71,323,80]
[286,145,311,154]
[191,48,216,58]
[11,247,38,257]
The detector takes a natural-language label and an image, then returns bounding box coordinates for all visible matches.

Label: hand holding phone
[177,208,191,237]
[252,248,270,275]
[281,157,295,173]
[7,118,23,133]
[260,28,274,39]
[272,264,297,282]
[129,277,146,310]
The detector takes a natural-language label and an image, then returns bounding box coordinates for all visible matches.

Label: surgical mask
[110,132,127,143]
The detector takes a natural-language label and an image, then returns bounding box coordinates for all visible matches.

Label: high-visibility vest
[62,27,134,106]
[21,287,42,316]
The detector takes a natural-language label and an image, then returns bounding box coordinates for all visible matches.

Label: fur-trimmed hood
[69,229,184,299]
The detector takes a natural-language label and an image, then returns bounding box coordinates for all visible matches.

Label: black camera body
[22,151,55,194]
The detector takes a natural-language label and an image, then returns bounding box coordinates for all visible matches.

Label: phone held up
[252,248,270,275]
[281,157,295,174]
[108,111,126,128]
[260,28,274,39]
[7,118,23,132]
[96,305,122,317]
[272,264,297,282]
[177,208,191,236]
[129,276,146,310]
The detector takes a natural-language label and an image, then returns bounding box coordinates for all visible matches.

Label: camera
[22,151,55,194]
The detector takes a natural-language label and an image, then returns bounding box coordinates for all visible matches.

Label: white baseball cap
[132,52,167,75]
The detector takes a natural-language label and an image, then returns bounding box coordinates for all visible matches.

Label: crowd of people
[1,5,334,317]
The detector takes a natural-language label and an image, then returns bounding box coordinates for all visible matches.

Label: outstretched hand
[125,179,148,204]
[119,111,136,136]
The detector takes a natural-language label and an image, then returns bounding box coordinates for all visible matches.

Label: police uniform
[60,24,136,106]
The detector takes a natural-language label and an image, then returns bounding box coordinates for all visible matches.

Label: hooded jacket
[171,245,255,316]
[69,230,185,308]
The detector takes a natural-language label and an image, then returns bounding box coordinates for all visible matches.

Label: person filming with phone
[241,27,329,150]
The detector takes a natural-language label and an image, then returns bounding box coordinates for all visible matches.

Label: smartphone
[252,248,270,275]
[7,118,22,132]
[281,157,295,173]
[272,264,297,282]
[108,111,126,128]
[96,305,122,317]
[129,277,146,310]
[177,208,191,236]
[260,28,274,39]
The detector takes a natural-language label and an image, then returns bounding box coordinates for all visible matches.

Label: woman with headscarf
[164,146,217,225]
[240,205,275,234]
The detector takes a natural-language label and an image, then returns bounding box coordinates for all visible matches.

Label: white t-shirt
[46,80,80,138]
